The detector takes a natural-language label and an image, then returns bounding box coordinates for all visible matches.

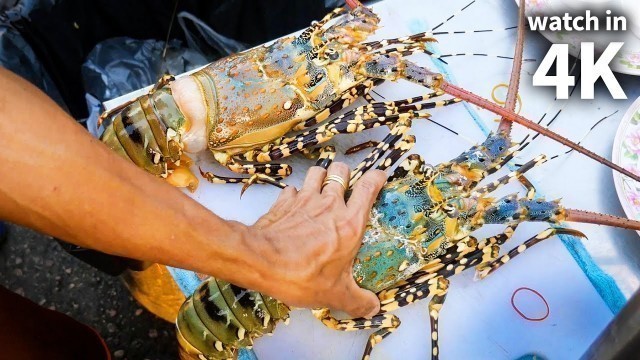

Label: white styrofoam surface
[107,0,640,358]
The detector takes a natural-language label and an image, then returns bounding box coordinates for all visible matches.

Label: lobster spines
[322,3,380,44]
[478,196,566,226]
[438,81,640,184]
[444,131,515,191]
[564,209,640,231]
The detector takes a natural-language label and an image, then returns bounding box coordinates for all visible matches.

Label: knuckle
[306,166,327,180]
[309,166,328,175]
[355,177,378,193]
[314,196,337,214]
[329,162,350,176]
[338,219,361,238]
[324,191,344,205]
[363,169,387,185]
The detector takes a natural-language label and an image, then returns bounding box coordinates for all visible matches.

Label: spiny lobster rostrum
[175,2,640,360]
[98,0,640,195]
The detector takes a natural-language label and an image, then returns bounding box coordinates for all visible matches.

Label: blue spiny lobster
[97,0,640,196]
[175,2,640,359]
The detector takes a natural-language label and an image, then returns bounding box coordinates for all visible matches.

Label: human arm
[0,67,383,317]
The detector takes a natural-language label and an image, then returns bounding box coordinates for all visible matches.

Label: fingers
[347,170,387,227]
[269,186,297,213]
[302,166,327,193]
[340,276,380,318]
[321,162,349,199]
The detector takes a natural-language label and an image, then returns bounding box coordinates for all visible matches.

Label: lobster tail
[177,278,290,359]
[99,77,200,191]
[564,209,640,231]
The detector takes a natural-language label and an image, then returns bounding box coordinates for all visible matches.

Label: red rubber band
[510,287,550,322]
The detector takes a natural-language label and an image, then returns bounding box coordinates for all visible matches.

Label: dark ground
[0,223,178,359]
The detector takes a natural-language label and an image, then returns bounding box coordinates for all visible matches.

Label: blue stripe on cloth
[167,267,259,360]
[423,29,625,314]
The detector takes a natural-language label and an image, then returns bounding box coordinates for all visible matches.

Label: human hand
[247,163,386,318]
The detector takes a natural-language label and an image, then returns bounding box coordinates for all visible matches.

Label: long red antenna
[498,0,526,134]
[438,81,640,183]
[565,209,640,230]
[346,0,362,9]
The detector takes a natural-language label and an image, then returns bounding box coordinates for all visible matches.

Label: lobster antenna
[546,110,619,161]
[565,209,640,231]
[497,0,526,134]
[160,0,180,74]
[437,54,536,62]
[431,26,517,36]
[515,110,616,168]
[430,0,476,31]
[514,53,581,152]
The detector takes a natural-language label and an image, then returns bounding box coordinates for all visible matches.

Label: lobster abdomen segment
[177,277,290,359]
[100,85,186,175]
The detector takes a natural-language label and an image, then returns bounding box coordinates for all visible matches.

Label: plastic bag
[82,37,209,103]
[0,0,64,108]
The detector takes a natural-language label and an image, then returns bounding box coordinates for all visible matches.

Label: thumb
[342,279,380,319]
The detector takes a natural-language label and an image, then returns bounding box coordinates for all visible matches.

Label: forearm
[0,67,263,288]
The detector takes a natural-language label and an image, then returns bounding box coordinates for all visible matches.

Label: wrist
[199,220,270,292]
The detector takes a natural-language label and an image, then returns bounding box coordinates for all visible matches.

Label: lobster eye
[328,51,340,60]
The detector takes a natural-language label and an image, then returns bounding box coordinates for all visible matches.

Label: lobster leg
[315,121,415,193]
[473,223,521,275]
[349,117,414,185]
[293,81,378,131]
[350,133,416,186]
[376,275,454,360]
[470,155,547,197]
[249,94,459,162]
[200,150,292,186]
[295,7,347,47]
[282,96,456,149]
[346,141,380,154]
[360,53,640,182]
[259,112,424,161]
[199,168,286,189]
[476,228,586,279]
[427,277,449,360]
[315,145,337,169]
[312,309,401,360]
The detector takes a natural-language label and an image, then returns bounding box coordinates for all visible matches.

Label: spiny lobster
[97,0,640,196]
[175,2,640,359]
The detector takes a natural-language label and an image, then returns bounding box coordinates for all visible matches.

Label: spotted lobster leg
[358,52,640,183]
[476,228,587,280]
[314,117,417,185]
[251,96,457,162]
[312,308,401,360]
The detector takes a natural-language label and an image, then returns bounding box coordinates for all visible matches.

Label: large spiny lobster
[174,2,640,360]
[98,0,640,195]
